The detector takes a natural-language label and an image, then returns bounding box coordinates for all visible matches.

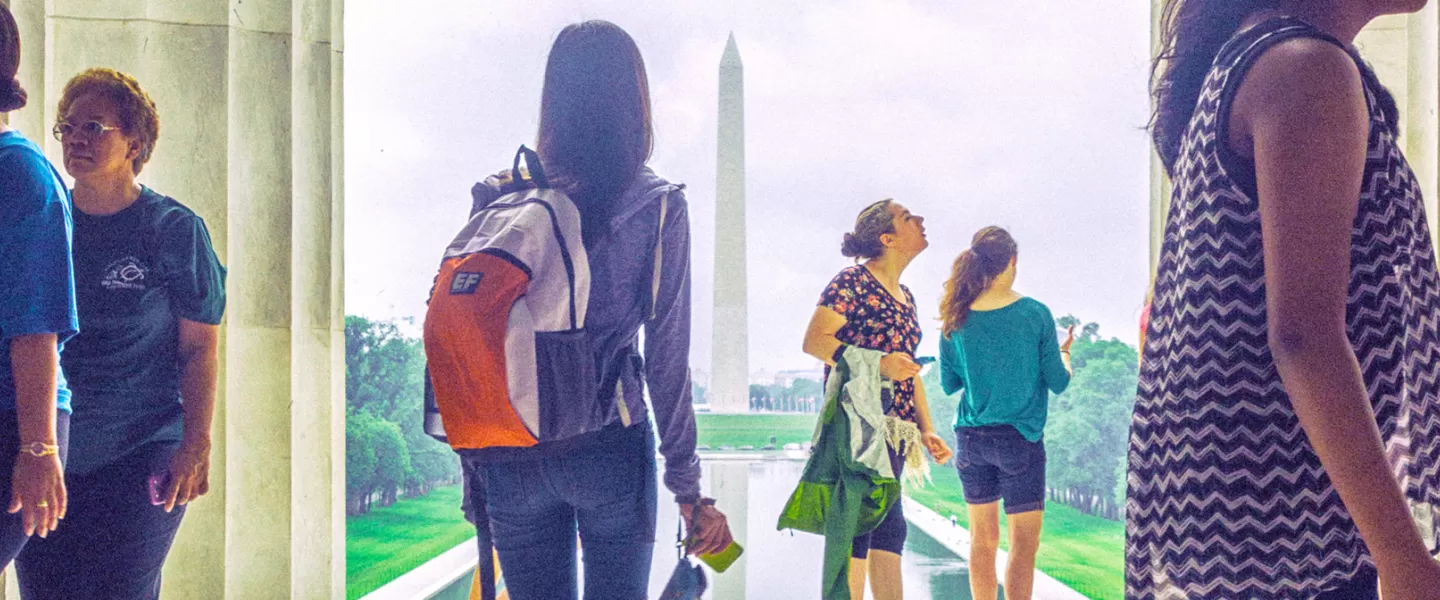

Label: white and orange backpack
[422,146,668,450]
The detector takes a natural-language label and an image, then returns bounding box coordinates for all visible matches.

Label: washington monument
[712,33,749,413]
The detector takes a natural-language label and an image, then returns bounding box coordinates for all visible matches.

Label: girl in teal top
[937,226,1072,600]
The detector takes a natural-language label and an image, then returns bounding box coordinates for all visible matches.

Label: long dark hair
[537,20,654,243]
[0,2,27,113]
[1151,1,1401,174]
[840,199,895,260]
[1151,0,1272,173]
[940,226,1016,336]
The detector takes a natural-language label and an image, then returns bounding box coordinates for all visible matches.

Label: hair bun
[0,77,24,112]
[840,232,863,258]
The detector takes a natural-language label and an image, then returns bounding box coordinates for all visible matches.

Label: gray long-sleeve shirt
[468,167,703,503]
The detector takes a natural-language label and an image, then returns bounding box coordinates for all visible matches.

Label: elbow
[1268,321,1350,368]
[801,335,828,363]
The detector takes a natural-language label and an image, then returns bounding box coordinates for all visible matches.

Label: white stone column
[1148,0,1170,287]
[0,1,345,598]
[224,0,296,593]
[1409,6,1440,249]
[290,0,345,596]
[5,0,44,142]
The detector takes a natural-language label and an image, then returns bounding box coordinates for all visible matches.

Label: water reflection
[647,458,979,600]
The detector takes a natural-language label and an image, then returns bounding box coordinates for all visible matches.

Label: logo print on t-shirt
[101,256,149,290]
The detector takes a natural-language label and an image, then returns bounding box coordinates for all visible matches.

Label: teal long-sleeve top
[939,297,1070,441]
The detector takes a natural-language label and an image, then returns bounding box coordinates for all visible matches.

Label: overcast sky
[345,0,1154,375]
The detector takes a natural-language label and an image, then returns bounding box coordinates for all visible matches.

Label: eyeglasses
[52,120,122,141]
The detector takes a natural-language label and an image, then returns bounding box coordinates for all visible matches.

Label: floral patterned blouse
[818,264,921,423]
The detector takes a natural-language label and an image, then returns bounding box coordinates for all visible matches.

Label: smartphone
[147,472,169,506]
[694,540,744,573]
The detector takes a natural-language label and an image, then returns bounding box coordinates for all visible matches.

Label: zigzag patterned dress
[1128,17,1440,599]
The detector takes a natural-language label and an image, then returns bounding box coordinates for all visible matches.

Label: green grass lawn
[346,486,476,600]
[907,467,1125,600]
[695,412,817,448]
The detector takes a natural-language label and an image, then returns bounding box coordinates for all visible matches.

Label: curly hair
[57,68,160,174]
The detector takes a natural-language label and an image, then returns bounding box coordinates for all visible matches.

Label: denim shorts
[954,424,1046,515]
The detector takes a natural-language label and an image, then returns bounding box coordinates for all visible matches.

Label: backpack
[422,145,670,450]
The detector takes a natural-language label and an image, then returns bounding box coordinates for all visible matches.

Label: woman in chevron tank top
[1135,2,1440,599]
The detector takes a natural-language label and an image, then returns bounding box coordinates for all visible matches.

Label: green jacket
[776,346,901,600]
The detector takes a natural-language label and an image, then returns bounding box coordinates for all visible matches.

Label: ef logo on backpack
[450,272,484,295]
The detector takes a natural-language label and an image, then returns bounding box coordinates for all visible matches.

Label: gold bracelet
[18,442,58,458]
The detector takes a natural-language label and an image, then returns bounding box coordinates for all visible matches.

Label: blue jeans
[469,422,657,600]
[15,441,185,600]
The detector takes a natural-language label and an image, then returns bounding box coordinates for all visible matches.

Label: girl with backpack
[1135,1,1440,597]
[937,226,1073,600]
[448,21,733,599]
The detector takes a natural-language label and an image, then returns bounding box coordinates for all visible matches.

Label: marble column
[1408,6,1439,247]
[1,1,345,598]
[1148,0,1169,286]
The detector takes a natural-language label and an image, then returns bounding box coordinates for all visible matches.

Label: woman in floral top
[802,199,952,600]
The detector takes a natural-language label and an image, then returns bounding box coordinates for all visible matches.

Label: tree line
[343,313,1139,521]
[345,316,461,515]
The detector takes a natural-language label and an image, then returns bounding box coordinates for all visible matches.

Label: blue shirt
[939,297,1070,441]
[0,131,78,413]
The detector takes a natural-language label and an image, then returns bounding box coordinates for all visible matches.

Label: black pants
[852,442,907,559]
[16,441,185,600]
[0,412,70,569]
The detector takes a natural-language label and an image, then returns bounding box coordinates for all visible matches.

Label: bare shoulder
[1237,37,1363,121]
[1230,36,1365,155]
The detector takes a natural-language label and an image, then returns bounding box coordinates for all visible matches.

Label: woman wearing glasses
[0,2,75,567]
[14,68,226,599]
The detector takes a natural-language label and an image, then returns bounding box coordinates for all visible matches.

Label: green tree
[345,316,461,512]
[346,411,380,515]
[1044,317,1137,519]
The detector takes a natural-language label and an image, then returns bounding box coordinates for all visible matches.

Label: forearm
[912,378,937,434]
[1274,336,1429,568]
[178,346,218,449]
[9,334,59,445]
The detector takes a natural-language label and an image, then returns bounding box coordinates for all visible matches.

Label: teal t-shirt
[938,297,1070,441]
[62,187,226,474]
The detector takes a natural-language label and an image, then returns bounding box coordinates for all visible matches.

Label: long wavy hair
[940,227,1017,336]
[536,20,654,244]
[1150,1,1400,174]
